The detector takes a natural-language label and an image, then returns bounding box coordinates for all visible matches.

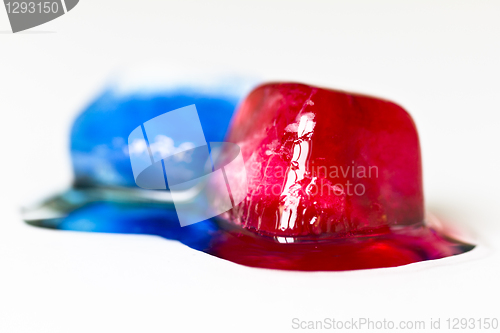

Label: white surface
[1,1,499,332]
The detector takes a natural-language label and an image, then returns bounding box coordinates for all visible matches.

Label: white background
[0,1,499,332]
